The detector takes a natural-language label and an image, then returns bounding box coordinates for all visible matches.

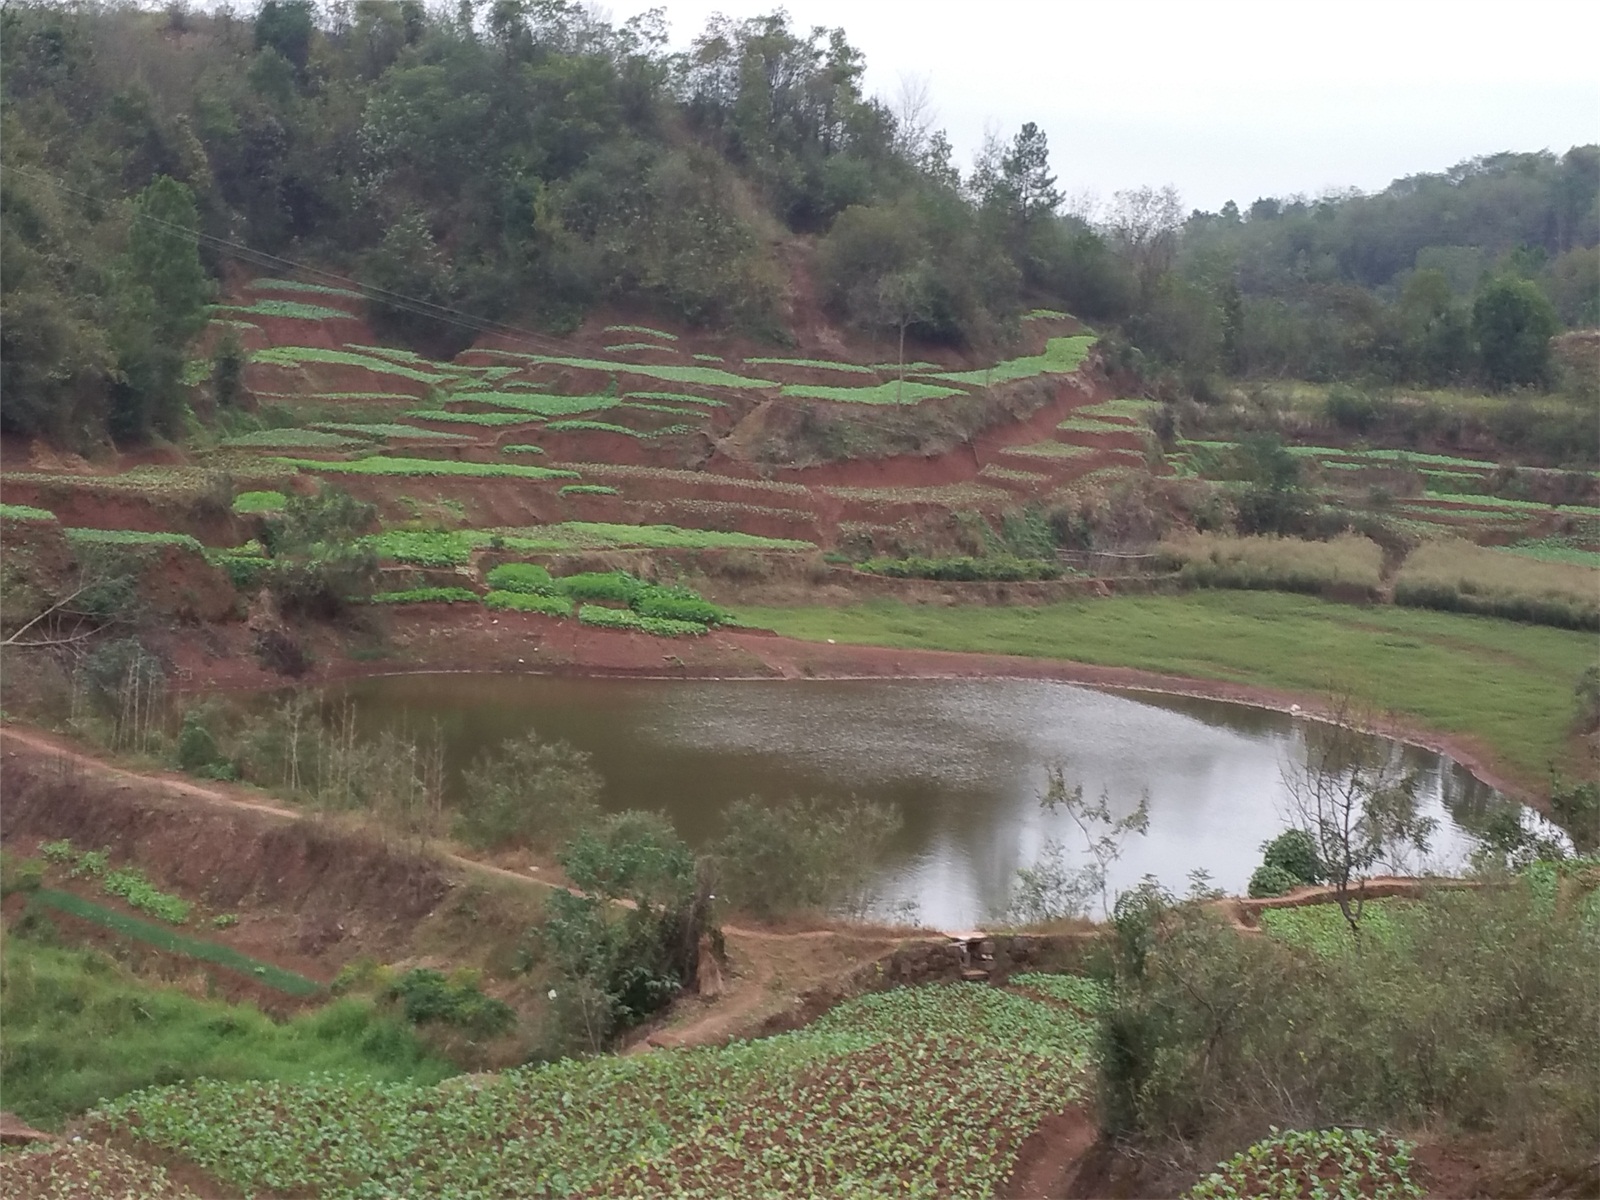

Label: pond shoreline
[162,608,1536,806]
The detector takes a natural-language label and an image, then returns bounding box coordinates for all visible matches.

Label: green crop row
[0,502,57,522]
[624,400,726,412]
[100,867,191,924]
[500,444,545,454]
[216,300,352,320]
[313,422,471,442]
[370,587,478,604]
[401,409,533,426]
[477,348,773,390]
[468,391,620,417]
[251,347,441,383]
[558,484,619,496]
[578,604,706,636]
[605,342,676,353]
[250,278,366,299]
[780,379,962,404]
[231,490,287,514]
[860,555,1062,582]
[219,428,366,449]
[365,529,479,567]
[604,324,677,340]
[489,520,812,551]
[64,528,204,552]
[32,890,321,996]
[745,356,873,373]
[276,456,579,481]
[932,334,1095,386]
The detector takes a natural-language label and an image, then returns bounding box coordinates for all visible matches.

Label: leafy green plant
[231,490,288,514]
[1184,1127,1423,1200]
[365,529,477,567]
[484,562,554,593]
[631,587,727,626]
[483,590,572,617]
[578,605,707,637]
[555,571,647,603]
[101,867,191,924]
[558,484,619,495]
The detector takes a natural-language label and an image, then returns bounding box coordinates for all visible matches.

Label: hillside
[3,3,1599,1199]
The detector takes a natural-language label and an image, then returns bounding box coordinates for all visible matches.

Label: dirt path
[0,722,938,1049]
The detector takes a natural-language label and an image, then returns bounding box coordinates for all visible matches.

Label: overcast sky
[601,0,1600,214]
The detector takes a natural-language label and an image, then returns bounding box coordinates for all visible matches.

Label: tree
[1105,184,1184,301]
[455,730,602,850]
[1473,275,1560,389]
[1285,700,1436,936]
[105,176,213,442]
[1006,769,1150,923]
[1001,121,1061,235]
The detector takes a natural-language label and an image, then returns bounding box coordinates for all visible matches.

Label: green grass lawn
[738,592,1595,785]
[1,935,450,1129]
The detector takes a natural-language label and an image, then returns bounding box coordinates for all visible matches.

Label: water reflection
[324,674,1532,928]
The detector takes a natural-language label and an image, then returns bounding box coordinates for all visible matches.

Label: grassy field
[1,935,450,1129]
[738,592,1594,784]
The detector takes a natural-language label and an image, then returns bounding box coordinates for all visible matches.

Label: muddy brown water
[318,674,1531,928]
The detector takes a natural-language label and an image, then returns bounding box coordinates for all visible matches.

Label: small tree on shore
[1285,700,1435,937]
[1007,769,1149,923]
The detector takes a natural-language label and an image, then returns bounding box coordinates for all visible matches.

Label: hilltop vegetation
[2,0,1595,449]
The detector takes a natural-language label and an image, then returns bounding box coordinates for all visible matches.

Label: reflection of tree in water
[1436,760,1518,837]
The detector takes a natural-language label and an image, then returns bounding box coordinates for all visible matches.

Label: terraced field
[83,983,1096,1199]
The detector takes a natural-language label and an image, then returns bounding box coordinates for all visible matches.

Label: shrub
[454,731,601,851]
[1247,863,1300,899]
[1259,828,1323,887]
[551,571,647,603]
[631,587,727,626]
[1156,532,1383,598]
[482,591,572,617]
[858,555,1062,582]
[1096,881,1600,1181]
[384,968,514,1038]
[1394,539,1599,630]
[484,562,554,594]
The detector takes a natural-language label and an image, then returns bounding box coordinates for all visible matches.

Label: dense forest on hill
[1,0,1596,447]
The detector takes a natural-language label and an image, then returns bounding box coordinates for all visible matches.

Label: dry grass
[1157,532,1384,595]
[1395,538,1599,629]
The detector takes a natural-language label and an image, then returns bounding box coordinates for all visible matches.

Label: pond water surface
[327,674,1522,928]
